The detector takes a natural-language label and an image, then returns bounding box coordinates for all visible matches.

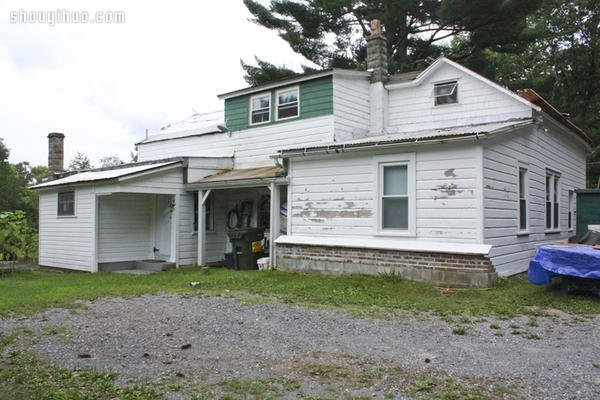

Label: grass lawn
[1,267,598,400]
[1,266,598,318]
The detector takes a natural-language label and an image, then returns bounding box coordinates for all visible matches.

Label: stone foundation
[276,243,496,288]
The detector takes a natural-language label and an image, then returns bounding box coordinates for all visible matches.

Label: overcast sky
[0,0,309,167]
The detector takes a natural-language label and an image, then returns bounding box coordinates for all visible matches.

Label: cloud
[0,0,310,166]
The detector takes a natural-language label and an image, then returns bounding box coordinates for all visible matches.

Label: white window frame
[374,153,416,237]
[545,169,561,232]
[249,92,271,125]
[57,190,76,217]
[517,163,529,234]
[433,80,458,106]
[275,86,299,121]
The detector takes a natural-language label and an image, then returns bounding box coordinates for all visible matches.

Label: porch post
[171,194,180,266]
[91,193,98,272]
[269,182,281,266]
[197,190,206,266]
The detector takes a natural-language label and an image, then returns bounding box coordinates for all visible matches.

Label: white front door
[154,195,172,260]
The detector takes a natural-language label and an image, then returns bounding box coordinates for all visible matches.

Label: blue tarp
[528,245,600,285]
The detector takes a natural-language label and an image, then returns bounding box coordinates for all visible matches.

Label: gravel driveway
[1,294,599,399]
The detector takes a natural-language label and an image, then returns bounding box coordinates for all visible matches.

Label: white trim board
[275,235,492,255]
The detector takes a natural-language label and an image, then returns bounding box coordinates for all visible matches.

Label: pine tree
[242,0,542,84]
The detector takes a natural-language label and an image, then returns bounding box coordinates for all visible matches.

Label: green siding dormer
[224,76,333,132]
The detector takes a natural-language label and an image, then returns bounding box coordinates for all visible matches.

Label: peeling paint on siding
[434,183,463,196]
[444,168,457,177]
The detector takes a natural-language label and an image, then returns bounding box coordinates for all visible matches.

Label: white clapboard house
[33,24,591,286]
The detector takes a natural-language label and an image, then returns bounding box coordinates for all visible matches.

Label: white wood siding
[138,116,334,168]
[38,188,95,271]
[388,63,532,133]
[332,75,370,140]
[483,123,587,275]
[289,142,481,243]
[98,193,153,263]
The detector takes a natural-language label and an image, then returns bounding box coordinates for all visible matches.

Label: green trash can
[226,227,265,270]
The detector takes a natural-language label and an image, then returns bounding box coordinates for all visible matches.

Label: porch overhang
[186,165,288,190]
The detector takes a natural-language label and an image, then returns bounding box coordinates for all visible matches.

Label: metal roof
[217,69,370,100]
[187,166,286,189]
[136,111,225,145]
[278,119,534,157]
[31,160,182,189]
[517,88,592,147]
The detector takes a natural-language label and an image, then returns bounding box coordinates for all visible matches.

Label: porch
[188,166,288,268]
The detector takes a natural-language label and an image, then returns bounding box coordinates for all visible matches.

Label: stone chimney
[47,132,65,177]
[367,20,389,134]
[366,19,388,83]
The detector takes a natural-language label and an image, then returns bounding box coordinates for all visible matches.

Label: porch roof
[31,160,182,189]
[186,165,286,190]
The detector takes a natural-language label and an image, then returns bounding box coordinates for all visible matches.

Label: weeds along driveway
[1,294,599,399]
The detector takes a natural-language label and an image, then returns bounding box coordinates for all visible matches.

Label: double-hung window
[377,154,415,235]
[250,93,270,124]
[57,191,75,216]
[276,87,299,120]
[434,81,458,106]
[545,170,560,230]
[518,166,528,232]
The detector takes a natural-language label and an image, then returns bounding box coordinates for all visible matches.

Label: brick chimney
[367,20,389,134]
[366,19,388,83]
[47,132,65,177]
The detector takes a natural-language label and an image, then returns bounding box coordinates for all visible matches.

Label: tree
[67,152,93,171]
[99,155,124,168]
[0,138,46,234]
[242,0,543,84]
[459,0,600,186]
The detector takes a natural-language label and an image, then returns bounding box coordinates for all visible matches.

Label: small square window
[57,191,75,216]
[250,93,271,124]
[434,81,458,106]
[276,87,299,120]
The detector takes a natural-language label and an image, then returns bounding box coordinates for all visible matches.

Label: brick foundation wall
[276,243,497,288]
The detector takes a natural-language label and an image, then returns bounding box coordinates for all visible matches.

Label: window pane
[383,197,408,229]
[434,82,458,105]
[251,110,270,123]
[278,89,297,105]
[278,104,298,119]
[546,202,552,229]
[252,95,269,110]
[518,168,526,198]
[383,165,407,196]
[553,202,559,229]
[519,199,527,230]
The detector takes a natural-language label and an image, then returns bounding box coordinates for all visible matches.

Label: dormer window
[250,93,271,124]
[434,81,458,106]
[276,87,299,120]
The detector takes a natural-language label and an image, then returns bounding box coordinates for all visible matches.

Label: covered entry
[97,193,177,268]
[187,166,288,267]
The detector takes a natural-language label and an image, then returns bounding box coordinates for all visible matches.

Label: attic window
[434,81,458,106]
[276,87,299,120]
[250,93,270,124]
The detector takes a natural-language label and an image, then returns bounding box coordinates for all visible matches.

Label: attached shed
[32,158,230,272]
